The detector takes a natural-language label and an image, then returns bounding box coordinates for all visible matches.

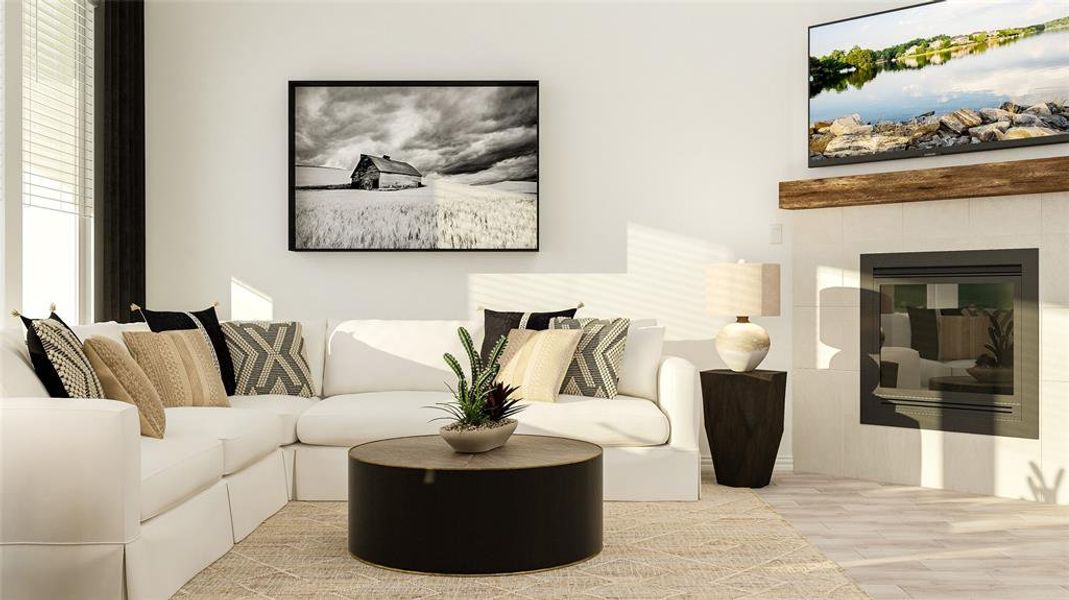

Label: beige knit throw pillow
[496,328,582,403]
[84,336,167,438]
[123,329,229,408]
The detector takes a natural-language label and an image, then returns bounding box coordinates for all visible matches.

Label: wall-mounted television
[809,0,1069,167]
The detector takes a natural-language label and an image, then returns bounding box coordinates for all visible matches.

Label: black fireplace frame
[860,249,1038,439]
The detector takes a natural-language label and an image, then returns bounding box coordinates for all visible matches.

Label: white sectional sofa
[0,318,701,600]
[879,312,975,389]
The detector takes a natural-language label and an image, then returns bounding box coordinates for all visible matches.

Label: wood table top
[928,375,1013,394]
[348,435,602,471]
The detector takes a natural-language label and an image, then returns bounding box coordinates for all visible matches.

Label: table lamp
[707,261,781,372]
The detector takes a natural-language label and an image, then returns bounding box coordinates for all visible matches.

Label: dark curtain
[94,0,145,323]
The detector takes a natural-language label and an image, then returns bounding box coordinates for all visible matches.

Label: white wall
[788,3,1069,503]
[144,1,819,465]
[2,0,21,319]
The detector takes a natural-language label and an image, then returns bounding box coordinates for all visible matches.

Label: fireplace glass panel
[878,282,1015,397]
[861,248,1037,439]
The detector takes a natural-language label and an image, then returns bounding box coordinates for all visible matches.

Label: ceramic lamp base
[715,318,770,372]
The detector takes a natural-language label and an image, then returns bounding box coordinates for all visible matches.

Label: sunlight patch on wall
[843,266,860,290]
[468,224,734,342]
[816,264,842,300]
[815,266,841,369]
[231,277,273,321]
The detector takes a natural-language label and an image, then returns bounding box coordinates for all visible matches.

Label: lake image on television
[809,0,1069,165]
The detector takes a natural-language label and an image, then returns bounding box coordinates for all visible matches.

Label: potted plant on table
[432,327,526,453]
[967,309,1014,384]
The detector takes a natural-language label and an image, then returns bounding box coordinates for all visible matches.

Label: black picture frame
[288,80,540,252]
[808,1,1069,168]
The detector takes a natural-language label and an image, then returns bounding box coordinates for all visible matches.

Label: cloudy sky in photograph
[294,85,538,185]
[811,0,1069,57]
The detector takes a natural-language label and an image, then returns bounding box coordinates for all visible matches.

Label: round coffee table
[348,434,603,575]
[928,375,1013,396]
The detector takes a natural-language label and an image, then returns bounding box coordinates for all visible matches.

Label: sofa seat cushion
[164,407,285,474]
[297,391,669,448]
[140,436,223,521]
[517,394,670,446]
[228,395,319,444]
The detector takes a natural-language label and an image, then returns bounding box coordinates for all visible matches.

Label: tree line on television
[809,15,1069,98]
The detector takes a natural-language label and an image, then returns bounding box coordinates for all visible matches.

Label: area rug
[177,474,869,599]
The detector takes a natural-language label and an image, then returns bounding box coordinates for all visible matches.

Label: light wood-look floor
[757,473,1069,600]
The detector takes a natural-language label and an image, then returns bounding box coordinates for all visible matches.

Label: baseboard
[701,455,794,473]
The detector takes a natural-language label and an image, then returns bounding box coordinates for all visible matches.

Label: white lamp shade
[707,262,780,317]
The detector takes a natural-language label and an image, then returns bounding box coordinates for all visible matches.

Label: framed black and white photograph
[288,81,539,251]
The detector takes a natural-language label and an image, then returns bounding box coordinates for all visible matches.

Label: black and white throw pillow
[135,304,236,396]
[481,307,579,359]
[222,321,315,397]
[550,317,630,398]
[18,311,104,399]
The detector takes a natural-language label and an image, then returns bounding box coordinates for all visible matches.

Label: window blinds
[22,0,93,217]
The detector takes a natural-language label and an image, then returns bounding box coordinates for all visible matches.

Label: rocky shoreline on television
[809,1,1069,166]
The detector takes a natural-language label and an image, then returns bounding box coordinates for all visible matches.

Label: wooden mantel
[779,156,1069,210]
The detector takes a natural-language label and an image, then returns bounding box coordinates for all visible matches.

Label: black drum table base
[348,435,603,575]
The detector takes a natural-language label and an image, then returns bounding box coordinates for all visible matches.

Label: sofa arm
[0,398,140,545]
[656,356,701,451]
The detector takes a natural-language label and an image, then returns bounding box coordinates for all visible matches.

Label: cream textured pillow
[123,330,229,408]
[496,329,581,403]
[84,336,167,438]
[498,329,535,369]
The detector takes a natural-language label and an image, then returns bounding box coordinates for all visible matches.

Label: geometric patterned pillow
[222,321,315,397]
[27,317,105,399]
[122,330,229,408]
[549,317,630,398]
[135,304,237,396]
[83,336,167,438]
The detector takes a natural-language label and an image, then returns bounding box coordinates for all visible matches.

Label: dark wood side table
[348,435,602,575]
[700,370,787,488]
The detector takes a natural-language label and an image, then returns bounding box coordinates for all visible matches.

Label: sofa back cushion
[617,325,665,401]
[71,322,126,349]
[323,320,482,396]
[0,328,48,397]
[880,313,911,349]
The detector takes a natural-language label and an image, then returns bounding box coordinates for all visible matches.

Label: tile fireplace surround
[792,193,1069,505]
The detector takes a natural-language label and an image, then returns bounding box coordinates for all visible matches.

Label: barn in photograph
[350,154,422,190]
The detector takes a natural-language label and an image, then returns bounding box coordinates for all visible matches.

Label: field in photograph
[294,180,537,250]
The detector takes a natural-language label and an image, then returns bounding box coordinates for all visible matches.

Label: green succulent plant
[976,309,1013,368]
[430,328,525,427]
